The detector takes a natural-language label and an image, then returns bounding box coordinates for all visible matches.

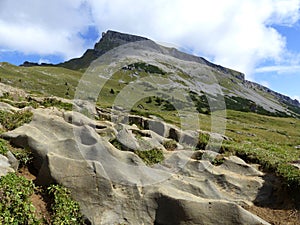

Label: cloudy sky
[0,0,299,101]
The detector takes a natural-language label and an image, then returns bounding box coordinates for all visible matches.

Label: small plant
[163,140,177,151]
[47,184,84,224]
[211,155,225,166]
[0,139,9,155]
[40,98,73,111]
[197,132,210,150]
[11,148,33,167]
[110,139,127,151]
[0,110,33,131]
[146,97,152,103]
[134,149,164,165]
[0,173,40,224]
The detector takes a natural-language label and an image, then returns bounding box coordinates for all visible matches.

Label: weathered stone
[0,154,15,176]
[1,108,271,225]
[6,151,19,171]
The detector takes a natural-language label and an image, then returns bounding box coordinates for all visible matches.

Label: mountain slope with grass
[16,30,300,118]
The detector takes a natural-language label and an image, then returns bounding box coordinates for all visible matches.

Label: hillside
[17,30,300,118]
[0,30,299,224]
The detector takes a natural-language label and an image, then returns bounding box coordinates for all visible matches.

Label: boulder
[0,154,15,176]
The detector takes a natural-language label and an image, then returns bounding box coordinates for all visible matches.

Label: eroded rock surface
[2,108,271,225]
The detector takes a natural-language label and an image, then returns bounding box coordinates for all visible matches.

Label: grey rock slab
[1,108,271,225]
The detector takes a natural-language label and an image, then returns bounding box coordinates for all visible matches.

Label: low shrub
[47,184,84,225]
[0,173,39,224]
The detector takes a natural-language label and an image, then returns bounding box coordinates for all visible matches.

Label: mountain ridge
[16,30,300,116]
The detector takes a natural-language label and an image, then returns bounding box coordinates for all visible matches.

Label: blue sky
[0,0,299,101]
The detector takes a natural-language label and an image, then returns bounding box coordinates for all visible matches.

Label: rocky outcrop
[0,154,15,176]
[2,107,272,225]
[244,80,300,109]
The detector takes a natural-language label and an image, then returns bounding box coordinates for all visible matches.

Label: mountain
[58,30,300,118]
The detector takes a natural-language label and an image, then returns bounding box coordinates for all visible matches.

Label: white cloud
[255,65,300,74]
[0,0,92,59]
[0,0,300,78]
[38,58,51,64]
[89,0,300,79]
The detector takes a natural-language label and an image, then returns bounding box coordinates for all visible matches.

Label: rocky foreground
[0,96,278,225]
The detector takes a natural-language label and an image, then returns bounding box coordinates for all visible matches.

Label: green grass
[47,185,84,224]
[0,173,40,224]
[0,63,81,98]
[222,110,300,188]
[133,149,164,165]
[0,110,33,131]
[0,173,85,225]
[111,139,165,165]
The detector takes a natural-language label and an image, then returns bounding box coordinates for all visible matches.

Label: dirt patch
[246,173,300,225]
[245,205,300,225]
[18,166,52,223]
[30,192,51,223]
[18,166,36,180]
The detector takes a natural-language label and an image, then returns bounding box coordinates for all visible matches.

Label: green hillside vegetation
[0,63,81,98]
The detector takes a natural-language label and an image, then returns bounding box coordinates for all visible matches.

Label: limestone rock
[1,108,271,225]
[0,154,15,176]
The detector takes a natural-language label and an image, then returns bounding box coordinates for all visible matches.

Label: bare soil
[18,166,51,223]
[245,205,300,225]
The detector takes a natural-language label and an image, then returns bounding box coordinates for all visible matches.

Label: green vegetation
[125,62,166,75]
[189,91,211,115]
[111,139,165,165]
[222,110,300,189]
[0,139,9,155]
[47,185,84,224]
[225,96,289,117]
[0,110,33,131]
[0,139,84,224]
[197,132,210,150]
[0,173,85,225]
[11,147,33,167]
[163,140,177,151]
[0,138,33,167]
[133,149,164,165]
[38,97,73,111]
[0,173,40,224]
[0,63,81,98]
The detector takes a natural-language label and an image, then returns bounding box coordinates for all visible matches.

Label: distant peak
[102,30,149,42]
[94,30,149,50]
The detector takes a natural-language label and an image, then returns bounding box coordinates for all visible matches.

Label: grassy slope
[0,63,82,98]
